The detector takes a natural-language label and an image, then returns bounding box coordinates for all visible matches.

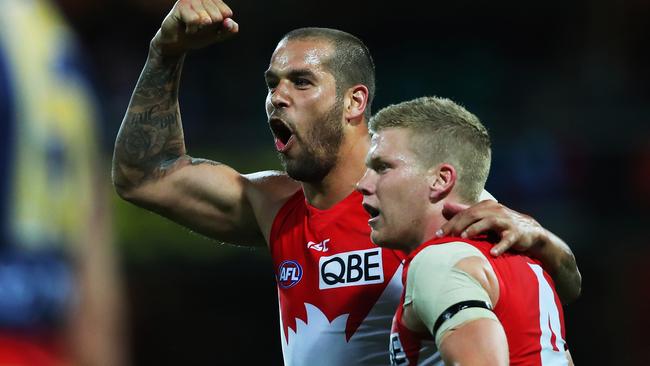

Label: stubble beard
[278,100,344,183]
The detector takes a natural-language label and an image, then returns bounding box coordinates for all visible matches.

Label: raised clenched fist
[152,0,239,57]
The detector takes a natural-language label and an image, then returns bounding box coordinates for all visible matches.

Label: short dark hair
[283,28,376,118]
[370,96,492,203]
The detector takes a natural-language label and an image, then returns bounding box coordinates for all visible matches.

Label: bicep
[408,244,498,346]
[439,318,509,366]
[121,156,284,246]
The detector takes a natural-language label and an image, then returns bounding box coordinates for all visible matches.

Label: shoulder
[244,170,294,183]
[243,170,300,200]
[405,241,500,346]
[410,241,486,273]
[407,241,488,298]
[408,240,499,308]
[243,170,301,243]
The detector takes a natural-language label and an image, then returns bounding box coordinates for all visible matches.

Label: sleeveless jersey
[391,237,568,366]
[270,190,441,365]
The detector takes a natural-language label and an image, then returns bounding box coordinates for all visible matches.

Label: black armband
[432,300,493,339]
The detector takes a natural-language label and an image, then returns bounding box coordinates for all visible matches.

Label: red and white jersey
[391,237,568,366]
[270,190,441,365]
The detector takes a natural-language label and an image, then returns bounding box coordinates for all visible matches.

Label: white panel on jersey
[528,263,568,366]
[280,265,442,365]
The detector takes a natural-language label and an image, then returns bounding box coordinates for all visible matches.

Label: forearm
[533,229,582,304]
[112,44,188,192]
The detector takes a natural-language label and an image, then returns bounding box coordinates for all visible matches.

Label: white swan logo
[307,239,330,252]
[280,265,417,365]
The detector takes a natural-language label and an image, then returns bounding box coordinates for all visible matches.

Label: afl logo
[277,260,303,289]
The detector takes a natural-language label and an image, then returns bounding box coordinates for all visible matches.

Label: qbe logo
[277,260,303,289]
[319,248,384,289]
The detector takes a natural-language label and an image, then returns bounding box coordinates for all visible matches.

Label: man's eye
[294,78,310,87]
[375,163,390,173]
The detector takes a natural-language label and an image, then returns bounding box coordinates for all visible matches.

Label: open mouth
[269,118,295,152]
[362,203,380,219]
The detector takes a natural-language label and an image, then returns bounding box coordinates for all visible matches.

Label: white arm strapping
[405,242,499,348]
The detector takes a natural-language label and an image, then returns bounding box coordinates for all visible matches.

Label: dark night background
[54,0,650,364]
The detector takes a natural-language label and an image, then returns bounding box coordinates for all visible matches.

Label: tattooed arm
[112,0,299,246]
[112,46,186,191]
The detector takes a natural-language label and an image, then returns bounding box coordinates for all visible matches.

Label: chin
[370,231,400,249]
[283,157,331,183]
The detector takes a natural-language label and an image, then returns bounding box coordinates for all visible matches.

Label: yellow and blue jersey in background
[0,0,98,331]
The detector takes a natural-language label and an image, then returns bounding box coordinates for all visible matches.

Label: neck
[403,200,449,254]
[302,131,369,209]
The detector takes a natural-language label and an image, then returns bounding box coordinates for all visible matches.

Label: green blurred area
[112,147,282,262]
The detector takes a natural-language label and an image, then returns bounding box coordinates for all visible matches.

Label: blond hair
[369,96,491,202]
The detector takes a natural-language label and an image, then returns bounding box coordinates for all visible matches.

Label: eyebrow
[264,68,318,81]
[365,155,381,168]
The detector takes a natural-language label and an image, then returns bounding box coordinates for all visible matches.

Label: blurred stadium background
[9,0,650,364]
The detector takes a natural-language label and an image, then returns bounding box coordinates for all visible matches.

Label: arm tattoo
[113,48,189,188]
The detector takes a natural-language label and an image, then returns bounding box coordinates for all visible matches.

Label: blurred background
[1,0,648,364]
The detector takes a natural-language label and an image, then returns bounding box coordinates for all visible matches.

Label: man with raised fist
[112,1,581,364]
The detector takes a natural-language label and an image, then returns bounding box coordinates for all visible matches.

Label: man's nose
[356,169,375,196]
[270,81,291,109]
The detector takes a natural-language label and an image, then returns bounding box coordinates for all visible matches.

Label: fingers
[177,0,234,34]
[219,18,239,39]
[202,0,231,23]
[437,199,548,259]
[438,200,495,237]
[178,2,201,33]
[213,0,233,19]
[437,214,476,238]
[190,0,210,22]
[201,0,223,23]
[225,18,239,32]
[490,231,517,256]
[458,216,504,239]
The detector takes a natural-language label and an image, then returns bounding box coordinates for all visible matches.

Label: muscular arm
[112,45,186,193]
[439,257,508,365]
[405,244,507,365]
[112,0,299,246]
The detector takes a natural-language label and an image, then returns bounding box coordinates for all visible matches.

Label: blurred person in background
[113,1,580,364]
[0,0,126,365]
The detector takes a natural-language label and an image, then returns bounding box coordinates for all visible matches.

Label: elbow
[111,166,139,203]
[112,179,137,203]
[573,268,583,300]
[558,268,582,305]
[566,271,582,304]
[566,252,582,303]
[111,156,147,202]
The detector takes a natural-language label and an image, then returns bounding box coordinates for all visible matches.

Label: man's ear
[344,84,369,125]
[429,163,457,202]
